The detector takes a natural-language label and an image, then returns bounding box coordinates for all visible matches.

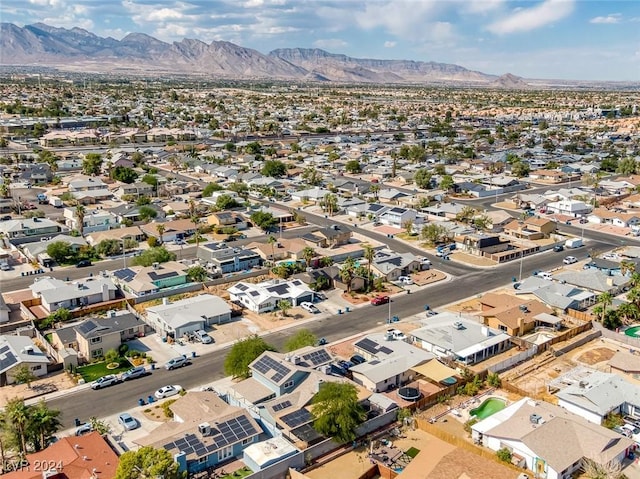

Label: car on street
[165,356,188,370]
[563,256,578,265]
[300,302,318,313]
[553,245,564,252]
[194,330,213,344]
[174,239,186,245]
[91,374,121,390]
[154,385,183,399]
[75,423,93,436]
[118,413,139,431]
[397,276,413,285]
[76,260,92,268]
[121,366,148,381]
[371,295,390,306]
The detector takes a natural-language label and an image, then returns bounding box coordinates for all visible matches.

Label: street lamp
[122,238,126,269]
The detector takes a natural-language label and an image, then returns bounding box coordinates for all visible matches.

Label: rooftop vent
[453,321,464,330]
[519,304,529,313]
[198,422,210,436]
[530,414,542,424]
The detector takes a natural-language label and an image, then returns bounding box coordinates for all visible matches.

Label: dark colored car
[76,260,92,268]
[350,354,366,365]
[553,245,564,252]
[371,295,390,306]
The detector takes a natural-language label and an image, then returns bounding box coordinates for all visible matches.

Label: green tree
[110,166,138,184]
[89,416,111,435]
[138,206,158,221]
[82,153,102,175]
[261,160,287,178]
[48,308,71,326]
[12,365,37,389]
[440,175,455,191]
[486,372,501,387]
[27,400,61,452]
[277,299,292,317]
[156,223,165,245]
[141,174,158,189]
[414,169,432,189]
[215,194,240,211]
[511,161,530,178]
[75,205,86,237]
[187,265,208,283]
[321,193,338,216]
[47,241,73,264]
[224,335,276,379]
[4,398,30,453]
[202,182,224,197]
[496,447,512,463]
[250,211,278,231]
[311,382,366,443]
[96,239,122,257]
[597,292,613,323]
[421,223,447,246]
[284,329,318,352]
[345,160,362,173]
[104,349,119,364]
[115,446,184,479]
[617,157,638,175]
[301,246,316,267]
[132,247,176,267]
[339,257,358,293]
[302,167,322,186]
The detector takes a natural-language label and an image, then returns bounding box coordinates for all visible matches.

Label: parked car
[397,276,413,285]
[91,374,121,390]
[75,423,93,436]
[174,239,186,245]
[0,215,11,221]
[154,385,183,399]
[537,272,553,281]
[350,354,366,365]
[194,330,213,344]
[76,259,92,268]
[165,356,188,370]
[300,302,318,313]
[563,256,578,265]
[0,263,11,271]
[121,366,148,381]
[553,245,564,252]
[118,413,139,431]
[371,295,390,306]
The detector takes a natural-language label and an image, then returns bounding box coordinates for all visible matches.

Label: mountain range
[0,22,531,86]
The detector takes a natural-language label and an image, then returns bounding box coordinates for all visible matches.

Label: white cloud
[28,0,64,6]
[312,38,347,50]
[589,14,621,24]
[384,41,396,48]
[462,0,505,14]
[487,0,575,35]
[355,0,441,38]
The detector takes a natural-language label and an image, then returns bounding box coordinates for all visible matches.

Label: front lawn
[77,358,131,382]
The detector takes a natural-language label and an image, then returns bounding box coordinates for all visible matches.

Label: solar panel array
[379,346,393,355]
[76,320,98,335]
[163,416,258,458]
[272,400,292,412]
[281,408,313,428]
[356,338,379,354]
[113,268,136,282]
[235,283,249,291]
[266,284,290,295]
[0,345,18,372]
[253,355,291,383]
[148,271,179,281]
[302,349,332,367]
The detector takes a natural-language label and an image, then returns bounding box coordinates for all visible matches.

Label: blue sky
[3,0,639,81]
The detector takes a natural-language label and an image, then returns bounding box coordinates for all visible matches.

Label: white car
[194,330,213,344]
[300,302,318,313]
[118,413,139,431]
[537,272,553,281]
[154,385,183,399]
[165,356,188,370]
[398,276,413,285]
[563,256,578,265]
[91,374,121,390]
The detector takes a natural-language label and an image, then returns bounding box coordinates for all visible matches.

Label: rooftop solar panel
[272,400,292,412]
[113,268,136,281]
[235,283,249,291]
[281,408,313,428]
[302,349,331,366]
[356,338,379,354]
[379,346,393,355]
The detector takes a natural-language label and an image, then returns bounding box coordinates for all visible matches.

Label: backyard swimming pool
[625,326,640,337]
[470,397,506,420]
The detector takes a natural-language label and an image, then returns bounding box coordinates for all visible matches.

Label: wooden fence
[566,308,595,322]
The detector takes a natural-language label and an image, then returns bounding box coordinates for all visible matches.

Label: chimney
[101,283,110,302]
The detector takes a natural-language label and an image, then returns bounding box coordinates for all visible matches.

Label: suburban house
[291,187,332,203]
[350,332,435,392]
[553,270,629,295]
[1,432,119,479]
[529,169,568,183]
[0,218,66,240]
[514,277,596,311]
[145,294,231,338]
[587,208,640,228]
[292,265,366,292]
[243,436,300,473]
[455,233,510,257]
[206,211,248,230]
[545,199,591,217]
[141,219,197,243]
[301,225,351,248]
[111,261,189,297]
[478,293,554,337]
[551,367,640,425]
[504,217,557,240]
[471,397,634,479]
[409,313,512,366]
[113,181,155,199]
[378,207,420,229]
[247,238,307,264]
[370,249,421,281]
[51,310,145,361]
[228,279,314,313]
[0,335,50,386]
[136,392,262,475]
[85,225,146,246]
[28,276,118,314]
[110,203,165,224]
[197,243,262,273]
[21,234,88,266]
[63,207,118,233]
[67,176,112,203]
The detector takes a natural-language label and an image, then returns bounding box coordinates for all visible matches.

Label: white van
[538,272,553,281]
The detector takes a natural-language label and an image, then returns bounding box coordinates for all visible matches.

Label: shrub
[148,236,158,247]
[104,349,119,364]
[496,447,512,463]
[118,344,129,356]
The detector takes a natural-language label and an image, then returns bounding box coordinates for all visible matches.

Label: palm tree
[339,257,357,293]
[277,299,292,317]
[301,246,316,268]
[617,302,639,325]
[188,199,196,218]
[191,215,200,252]
[630,272,640,289]
[4,398,29,454]
[28,400,61,452]
[370,183,380,200]
[363,243,375,290]
[75,204,86,237]
[156,223,165,245]
[620,260,636,277]
[268,235,277,264]
[596,292,613,323]
[0,182,9,199]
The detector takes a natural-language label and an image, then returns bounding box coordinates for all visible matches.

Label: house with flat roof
[197,243,262,273]
[409,313,512,366]
[136,392,262,475]
[28,276,118,314]
[243,436,300,472]
[2,431,119,479]
[85,225,145,246]
[0,335,49,386]
[51,310,145,361]
[111,261,189,297]
[472,397,634,479]
[228,279,314,313]
[350,332,435,392]
[551,367,640,425]
[145,294,231,338]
